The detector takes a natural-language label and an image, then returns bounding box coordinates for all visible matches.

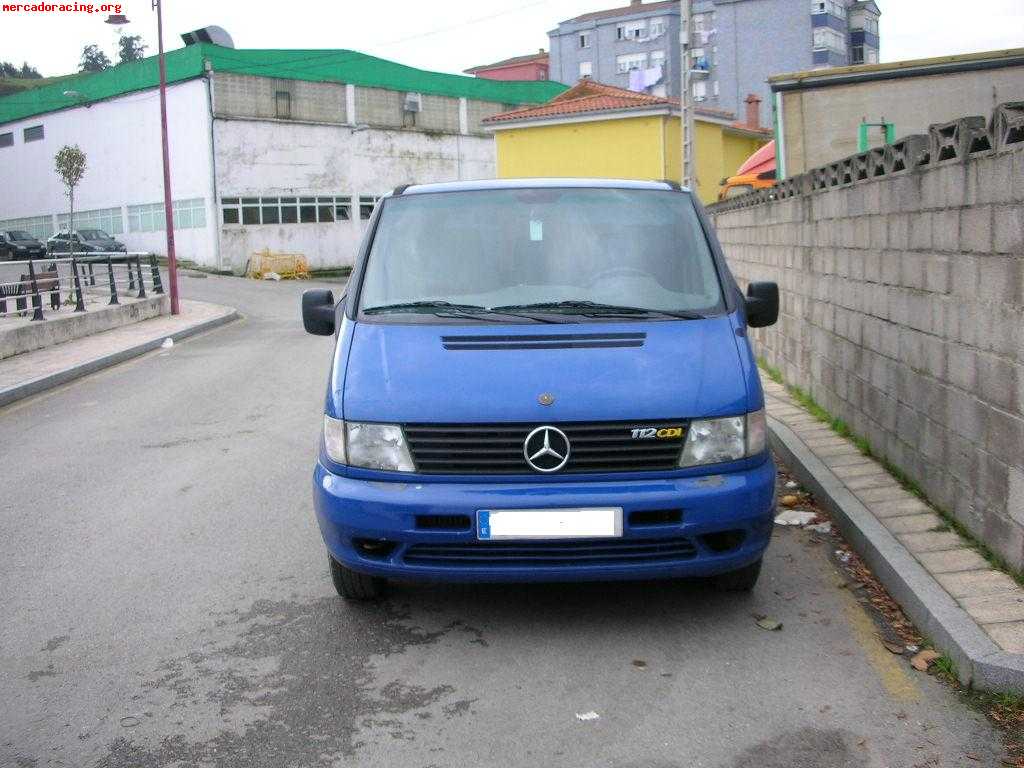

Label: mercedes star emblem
[523,425,571,473]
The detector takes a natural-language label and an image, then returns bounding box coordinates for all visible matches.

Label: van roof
[395,178,688,197]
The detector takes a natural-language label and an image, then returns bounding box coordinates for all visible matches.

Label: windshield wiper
[363,301,567,324]
[491,300,705,320]
[363,301,489,314]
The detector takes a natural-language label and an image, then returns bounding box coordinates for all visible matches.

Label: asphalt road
[0,274,1002,768]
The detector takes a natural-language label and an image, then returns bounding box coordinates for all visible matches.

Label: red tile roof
[483,79,671,123]
[464,51,549,74]
[482,79,762,128]
[567,0,678,24]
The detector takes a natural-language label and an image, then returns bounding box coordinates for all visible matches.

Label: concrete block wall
[711,144,1024,569]
[213,73,347,123]
[214,74,493,136]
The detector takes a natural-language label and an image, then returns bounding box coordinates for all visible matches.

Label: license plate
[477,508,623,540]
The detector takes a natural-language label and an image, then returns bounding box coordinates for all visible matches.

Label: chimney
[631,0,642,5]
[744,93,762,129]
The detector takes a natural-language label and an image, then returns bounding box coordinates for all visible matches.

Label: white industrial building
[0,35,563,272]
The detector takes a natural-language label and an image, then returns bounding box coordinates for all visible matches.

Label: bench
[0,268,60,316]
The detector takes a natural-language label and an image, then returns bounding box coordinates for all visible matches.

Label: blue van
[303,179,779,600]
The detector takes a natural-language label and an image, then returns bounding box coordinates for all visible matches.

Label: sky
[1,0,1021,79]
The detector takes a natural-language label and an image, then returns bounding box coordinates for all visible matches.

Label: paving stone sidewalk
[763,377,1024,656]
[0,298,237,407]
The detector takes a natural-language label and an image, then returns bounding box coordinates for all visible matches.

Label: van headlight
[322,416,415,472]
[679,408,767,467]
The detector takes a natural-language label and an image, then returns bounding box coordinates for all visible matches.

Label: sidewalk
[0,298,237,407]
[764,376,1024,691]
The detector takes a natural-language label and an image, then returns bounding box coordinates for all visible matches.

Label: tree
[118,34,147,64]
[55,145,87,253]
[79,45,111,73]
[0,61,41,78]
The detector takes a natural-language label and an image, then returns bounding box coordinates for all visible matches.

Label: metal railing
[0,252,164,322]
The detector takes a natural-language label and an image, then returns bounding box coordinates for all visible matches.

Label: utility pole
[155,0,180,314]
[106,6,179,314]
[679,0,695,189]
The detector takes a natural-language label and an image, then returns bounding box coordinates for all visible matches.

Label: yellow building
[483,80,770,205]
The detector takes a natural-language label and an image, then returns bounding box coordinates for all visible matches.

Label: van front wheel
[713,558,763,592]
[329,556,386,601]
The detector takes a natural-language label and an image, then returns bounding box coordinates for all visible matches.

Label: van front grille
[403,420,687,475]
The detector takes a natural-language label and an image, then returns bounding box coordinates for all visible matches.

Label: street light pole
[679,0,695,189]
[154,0,180,314]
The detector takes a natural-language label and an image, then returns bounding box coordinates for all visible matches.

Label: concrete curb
[768,415,1023,692]
[0,308,239,409]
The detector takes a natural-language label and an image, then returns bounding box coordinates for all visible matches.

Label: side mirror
[302,289,336,335]
[745,281,779,328]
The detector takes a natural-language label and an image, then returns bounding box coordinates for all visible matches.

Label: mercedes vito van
[303,179,779,600]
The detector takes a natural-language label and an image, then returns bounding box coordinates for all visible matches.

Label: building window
[649,17,667,38]
[867,48,879,64]
[57,206,122,234]
[616,20,646,41]
[221,198,240,224]
[241,198,261,225]
[0,132,12,148]
[128,202,164,232]
[0,214,52,240]
[128,199,206,232]
[221,195,353,226]
[335,196,352,221]
[275,91,291,120]
[174,198,206,229]
[811,0,845,17]
[692,80,707,102]
[579,31,591,48]
[359,195,380,220]
[579,61,593,78]
[713,80,720,97]
[851,45,864,64]
[616,53,648,74]
[23,125,43,142]
[261,198,281,224]
[812,27,846,53]
[650,50,665,67]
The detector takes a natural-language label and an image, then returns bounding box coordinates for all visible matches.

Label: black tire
[329,555,386,601]
[714,558,763,592]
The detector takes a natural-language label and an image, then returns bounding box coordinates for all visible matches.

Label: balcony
[690,56,711,78]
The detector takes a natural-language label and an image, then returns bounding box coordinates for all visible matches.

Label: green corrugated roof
[0,43,569,126]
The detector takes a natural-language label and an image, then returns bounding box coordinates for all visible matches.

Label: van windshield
[358,188,724,319]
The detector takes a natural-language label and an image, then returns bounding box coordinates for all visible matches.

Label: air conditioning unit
[403,92,422,113]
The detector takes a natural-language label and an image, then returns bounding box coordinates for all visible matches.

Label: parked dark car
[0,230,47,260]
[47,229,128,254]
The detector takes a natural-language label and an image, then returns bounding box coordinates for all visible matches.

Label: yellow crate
[246,248,311,280]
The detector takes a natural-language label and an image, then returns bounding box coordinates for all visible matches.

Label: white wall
[213,119,496,272]
[0,78,218,264]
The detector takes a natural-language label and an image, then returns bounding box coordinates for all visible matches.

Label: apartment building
[548,0,881,127]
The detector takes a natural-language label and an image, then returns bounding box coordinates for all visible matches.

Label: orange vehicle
[718,140,776,201]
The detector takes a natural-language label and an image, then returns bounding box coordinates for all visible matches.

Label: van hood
[339,316,751,423]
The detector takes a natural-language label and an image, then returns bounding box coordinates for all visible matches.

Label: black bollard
[136,256,146,298]
[70,257,86,312]
[106,256,119,305]
[150,254,163,294]
[27,257,44,321]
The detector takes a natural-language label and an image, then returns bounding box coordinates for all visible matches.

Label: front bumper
[313,456,777,583]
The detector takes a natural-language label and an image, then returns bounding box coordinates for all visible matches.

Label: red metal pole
[155,0,179,314]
